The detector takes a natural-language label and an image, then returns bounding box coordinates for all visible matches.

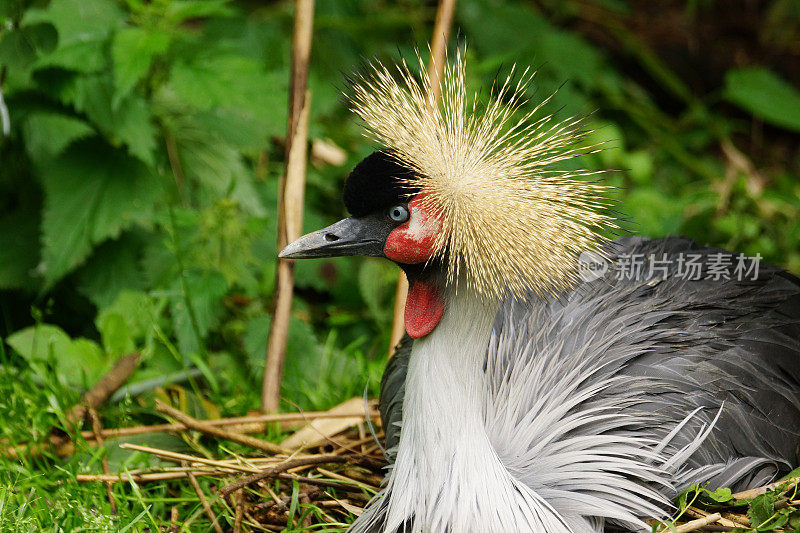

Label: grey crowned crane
[280,52,800,532]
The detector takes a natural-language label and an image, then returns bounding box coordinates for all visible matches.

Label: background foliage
[0,0,798,529]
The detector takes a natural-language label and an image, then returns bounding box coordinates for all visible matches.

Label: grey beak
[279,216,389,259]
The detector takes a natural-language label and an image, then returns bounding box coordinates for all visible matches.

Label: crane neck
[380,287,562,532]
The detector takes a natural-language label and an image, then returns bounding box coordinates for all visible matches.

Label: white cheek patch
[406,205,441,243]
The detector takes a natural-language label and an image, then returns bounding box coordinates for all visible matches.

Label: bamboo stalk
[262,0,316,412]
[388,0,457,355]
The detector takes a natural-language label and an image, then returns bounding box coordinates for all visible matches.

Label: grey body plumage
[360,236,800,532]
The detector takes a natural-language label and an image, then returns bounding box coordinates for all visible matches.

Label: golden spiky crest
[348,49,618,300]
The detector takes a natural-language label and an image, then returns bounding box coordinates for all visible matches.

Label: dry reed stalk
[316,467,379,492]
[155,400,287,454]
[118,443,261,473]
[330,434,379,455]
[233,490,244,533]
[74,407,378,442]
[731,475,800,500]
[661,513,722,533]
[76,470,228,483]
[220,454,350,496]
[276,473,368,493]
[262,0,316,412]
[684,507,739,529]
[168,506,179,533]
[388,0,457,354]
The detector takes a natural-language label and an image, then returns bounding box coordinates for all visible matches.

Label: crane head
[280,48,620,338]
[280,151,446,338]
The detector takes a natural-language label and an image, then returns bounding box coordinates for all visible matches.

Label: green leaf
[0,22,57,70]
[112,27,171,103]
[39,141,162,286]
[170,269,228,355]
[63,74,157,163]
[96,290,156,343]
[748,491,781,528]
[6,324,109,385]
[77,235,145,308]
[168,55,286,137]
[23,0,123,44]
[703,486,733,503]
[97,312,135,358]
[21,112,94,161]
[0,206,40,290]
[724,67,800,132]
[164,0,235,24]
[624,188,688,236]
[25,0,123,73]
[0,0,51,20]
[171,117,265,215]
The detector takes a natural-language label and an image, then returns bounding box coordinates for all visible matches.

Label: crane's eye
[388,204,409,223]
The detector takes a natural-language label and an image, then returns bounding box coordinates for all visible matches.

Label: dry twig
[220,455,350,496]
[185,462,224,533]
[155,399,287,454]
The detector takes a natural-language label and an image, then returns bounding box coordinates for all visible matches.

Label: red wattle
[404,279,445,338]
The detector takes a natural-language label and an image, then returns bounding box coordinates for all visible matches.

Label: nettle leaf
[164,0,235,24]
[23,0,122,42]
[0,22,57,71]
[0,206,40,290]
[97,311,136,358]
[112,26,171,104]
[168,55,286,137]
[64,74,157,164]
[77,235,146,308]
[25,0,123,73]
[1,0,52,20]
[6,324,110,386]
[724,67,800,132]
[39,141,162,286]
[171,116,265,216]
[748,491,782,528]
[97,289,156,343]
[170,269,228,355]
[21,112,94,161]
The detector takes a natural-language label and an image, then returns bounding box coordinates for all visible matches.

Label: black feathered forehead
[343,151,420,217]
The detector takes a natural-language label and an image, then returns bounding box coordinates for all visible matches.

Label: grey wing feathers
[536,236,800,491]
[380,334,412,458]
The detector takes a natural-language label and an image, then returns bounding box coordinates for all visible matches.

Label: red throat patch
[404,279,445,338]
